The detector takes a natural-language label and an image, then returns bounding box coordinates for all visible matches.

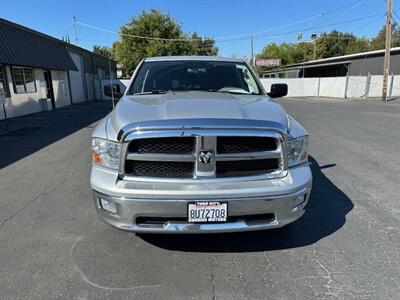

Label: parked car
[91,56,312,233]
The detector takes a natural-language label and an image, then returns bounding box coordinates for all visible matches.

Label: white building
[0,18,117,120]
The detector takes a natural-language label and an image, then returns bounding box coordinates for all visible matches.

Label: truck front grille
[217,136,277,153]
[123,134,284,180]
[125,161,194,178]
[128,137,195,154]
[216,159,280,177]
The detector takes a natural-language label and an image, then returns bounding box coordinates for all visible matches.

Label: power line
[254,12,386,40]
[384,0,400,23]
[51,24,72,36]
[215,12,386,42]
[216,0,366,40]
[76,0,368,43]
[76,12,386,44]
[77,21,205,42]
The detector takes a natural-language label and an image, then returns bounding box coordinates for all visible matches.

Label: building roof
[145,56,245,63]
[0,18,79,71]
[0,18,117,72]
[286,47,400,68]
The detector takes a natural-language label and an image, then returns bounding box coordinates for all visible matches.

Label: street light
[311,33,318,60]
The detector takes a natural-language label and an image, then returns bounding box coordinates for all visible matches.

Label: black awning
[0,19,77,71]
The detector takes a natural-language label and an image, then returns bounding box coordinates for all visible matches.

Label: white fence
[261,74,400,98]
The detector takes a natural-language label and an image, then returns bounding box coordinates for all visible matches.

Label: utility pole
[250,33,255,66]
[108,58,115,108]
[382,0,392,102]
[72,16,78,45]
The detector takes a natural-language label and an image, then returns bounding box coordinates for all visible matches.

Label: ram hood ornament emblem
[198,151,213,164]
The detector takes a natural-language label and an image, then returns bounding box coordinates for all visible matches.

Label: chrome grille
[216,159,280,177]
[122,133,285,180]
[125,161,194,178]
[128,137,195,154]
[217,136,277,153]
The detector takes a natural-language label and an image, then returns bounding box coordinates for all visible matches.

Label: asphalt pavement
[0,97,399,299]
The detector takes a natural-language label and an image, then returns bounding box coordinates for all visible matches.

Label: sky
[0,0,396,58]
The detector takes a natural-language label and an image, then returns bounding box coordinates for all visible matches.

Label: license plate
[188,202,228,223]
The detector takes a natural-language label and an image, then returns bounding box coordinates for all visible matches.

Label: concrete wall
[390,75,400,96]
[261,75,400,99]
[318,77,347,98]
[346,76,368,98]
[261,78,320,97]
[262,77,347,98]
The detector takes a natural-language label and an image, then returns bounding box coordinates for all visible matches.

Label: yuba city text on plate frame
[188,202,228,223]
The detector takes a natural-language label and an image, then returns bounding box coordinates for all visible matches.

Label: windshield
[127,60,262,95]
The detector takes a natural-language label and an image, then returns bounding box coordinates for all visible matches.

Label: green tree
[256,42,313,66]
[344,37,370,55]
[316,30,367,59]
[93,45,113,59]
[113,10,218,75]
[370,25,400,50]
[257,30,375,67]
[189,32,218,56]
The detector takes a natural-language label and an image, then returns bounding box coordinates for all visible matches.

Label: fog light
[99,198,117,214]
[292,194,306,209]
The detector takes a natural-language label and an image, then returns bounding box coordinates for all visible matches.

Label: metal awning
[0,19,77,71]
[262,60,351,75]
[297,60,351,69]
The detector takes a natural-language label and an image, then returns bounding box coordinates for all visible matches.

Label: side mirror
[104,84,123,99]
[268,83,288,98]
[112,92,123,99]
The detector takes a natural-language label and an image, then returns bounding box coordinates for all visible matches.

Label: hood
[106,92,288,141]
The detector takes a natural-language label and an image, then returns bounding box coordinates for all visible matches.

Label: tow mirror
[104,84,123,99]
[268,83,288,98]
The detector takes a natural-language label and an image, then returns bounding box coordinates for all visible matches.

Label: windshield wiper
[209,89,257,95]
[134,89,167,95]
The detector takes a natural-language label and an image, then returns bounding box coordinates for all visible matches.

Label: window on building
[0,65,9,96]
[12,67,37,93]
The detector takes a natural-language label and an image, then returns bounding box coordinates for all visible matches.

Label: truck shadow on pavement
[140,156,354,252]
[0,101,111,169]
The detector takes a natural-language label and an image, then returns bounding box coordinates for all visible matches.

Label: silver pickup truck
[91,56,312,233]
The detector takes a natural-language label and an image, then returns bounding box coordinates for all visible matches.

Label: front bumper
[91,163,312,234]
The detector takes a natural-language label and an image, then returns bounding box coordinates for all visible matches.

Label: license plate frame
[188,201,228,223]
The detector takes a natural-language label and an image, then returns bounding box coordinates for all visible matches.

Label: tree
[93,45,113,59]
[189,32,218,56]
[256,42,313,66]
[256,30,377,67]
[316,30,368,59]
[370,24,400,50]
[113,10,218,75]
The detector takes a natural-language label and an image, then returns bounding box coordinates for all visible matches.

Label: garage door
[69,51,86,103]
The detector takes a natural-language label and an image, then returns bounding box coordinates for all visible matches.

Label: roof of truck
[144,56,245,63]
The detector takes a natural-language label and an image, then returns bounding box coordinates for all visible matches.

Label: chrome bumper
[93,186,311,233]
[91,163,312,234]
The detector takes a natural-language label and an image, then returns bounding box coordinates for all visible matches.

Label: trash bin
[39,98,52,111]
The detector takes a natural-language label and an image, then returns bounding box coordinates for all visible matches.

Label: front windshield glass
[128,60,261,95]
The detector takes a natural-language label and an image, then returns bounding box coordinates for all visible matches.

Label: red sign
[255,59,281,67]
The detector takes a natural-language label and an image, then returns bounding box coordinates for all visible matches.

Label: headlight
[287,136,308,167]
[92,138,121,170]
